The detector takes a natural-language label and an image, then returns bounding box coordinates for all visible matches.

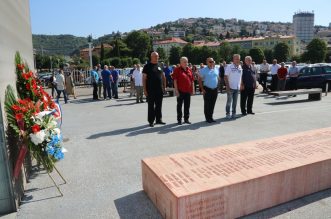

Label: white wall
[0,0,34,214]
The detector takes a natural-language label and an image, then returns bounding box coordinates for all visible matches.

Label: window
[323,66,331,74]
[300,67,311,76]
[310,67,323,75]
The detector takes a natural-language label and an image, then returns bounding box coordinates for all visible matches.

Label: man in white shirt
[259,59,270,93]
[55,69,68,104]
[225,54,243,119]
[132,64,144,103]
[270,59,280,91]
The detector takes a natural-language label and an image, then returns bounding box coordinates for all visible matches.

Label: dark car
[287,64,331,91]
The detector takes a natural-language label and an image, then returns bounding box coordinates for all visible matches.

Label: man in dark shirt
[240,56,257,115]
[143,52,167,127]
[101,65,112,100]
[110,66,119,99]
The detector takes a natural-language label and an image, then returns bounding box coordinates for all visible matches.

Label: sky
[30,0,330,37]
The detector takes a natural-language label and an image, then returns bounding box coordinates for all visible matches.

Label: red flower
[21,107,28,113]
[15,113,24,121]
[31,124,41,133]
[25,83,31,90]
[17,64,25,71]
[22,73,30,80]
[12,105,21,112]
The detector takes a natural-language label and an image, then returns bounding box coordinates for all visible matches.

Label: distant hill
[32,34,89,56]
[32,18,328,56]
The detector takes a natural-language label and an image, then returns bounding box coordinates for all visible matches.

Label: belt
[204,86,217,91]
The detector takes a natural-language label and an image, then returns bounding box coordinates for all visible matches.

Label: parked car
[286,64,331,91]
[38,72,53,87]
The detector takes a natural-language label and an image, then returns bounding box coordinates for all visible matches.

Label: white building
[293,11,315,43]
[168,30,186,38]
[153,37,188,56]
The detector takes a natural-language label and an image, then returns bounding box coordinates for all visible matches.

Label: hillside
[32,34,89,56]
[32,17,328,56]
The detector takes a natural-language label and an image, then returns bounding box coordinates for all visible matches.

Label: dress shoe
[184,120,191,124]
[149,123,154,127]
[155,121,166,125]
[210,119,216,123]
[177,121,182,125]
[248,112,255,115]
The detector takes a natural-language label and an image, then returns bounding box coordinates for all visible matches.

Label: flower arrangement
[4,52,64,176]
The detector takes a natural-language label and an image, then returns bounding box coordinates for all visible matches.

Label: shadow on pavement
[86,117,241,139]
[114,191,162,219]
[241,188,331,218]
[265,99,312,105]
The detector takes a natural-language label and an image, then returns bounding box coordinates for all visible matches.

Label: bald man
[143,52,167,127]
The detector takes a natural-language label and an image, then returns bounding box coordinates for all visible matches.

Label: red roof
[154,37,188,45]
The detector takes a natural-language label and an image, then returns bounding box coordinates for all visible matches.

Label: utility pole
[88,34,93,70]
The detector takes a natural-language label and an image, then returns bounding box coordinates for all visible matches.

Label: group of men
[91,64,119,100]
[91,51,300,128]
[142,52,258,127]
[259,59,300,93]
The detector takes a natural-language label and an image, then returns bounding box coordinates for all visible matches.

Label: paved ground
[13,87,331,219]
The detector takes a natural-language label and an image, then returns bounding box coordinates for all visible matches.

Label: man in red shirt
[277,62,288,91]
[173,57,194,125]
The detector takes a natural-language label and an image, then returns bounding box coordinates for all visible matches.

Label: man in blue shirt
[91,66,99,100]
[198,57,219,123]
[163,64,173,88]
[110,66,119,99]
[101,65,112,100]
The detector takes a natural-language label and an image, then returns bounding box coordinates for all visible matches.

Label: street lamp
[87,34,93,70]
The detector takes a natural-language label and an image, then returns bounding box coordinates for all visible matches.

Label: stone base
[142,128,331,219]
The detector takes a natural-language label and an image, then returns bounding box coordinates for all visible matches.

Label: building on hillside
[293,11,314,44]
[168,30,186,38]
[225,35,302,56]
[193,41,221,50]
[80,43,113,60]
[317,30,331,53]
[153,37,188,56]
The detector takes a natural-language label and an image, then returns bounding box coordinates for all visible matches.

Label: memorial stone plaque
[142,128,331,219]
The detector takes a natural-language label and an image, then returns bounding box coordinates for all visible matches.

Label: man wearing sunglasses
[198,57,219,123]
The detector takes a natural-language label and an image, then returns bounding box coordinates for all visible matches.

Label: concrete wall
[0,0,34,214]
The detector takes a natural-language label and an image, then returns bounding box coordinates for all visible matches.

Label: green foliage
[263,49,273,63]
[125,31,152,62]
[303,38,327,63]
[273,43,290,63]
[100,43,105,61]
[132,58,140,65]
[110,57,121,67]
[169,46,182,65]
[156,47,167,62]
[219,42,233,62]
[249,47,265,63]
[92,55,100,66]
[33,34,88,56]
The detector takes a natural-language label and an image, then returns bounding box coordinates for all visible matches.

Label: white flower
[35,111,53,120]
[29,130,46,145]
[53,128,61,135]
[47,120,57,129]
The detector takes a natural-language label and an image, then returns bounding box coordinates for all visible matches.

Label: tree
[132,58,140,65]
[303,38,327,63]
[156,47,167,62]
[92,55,100,66]
[263,49,273,63]
[219,42,233,62]
[219,33,224,40]
[181,43,195,62]
[239,27,249,37]
[169,46,182,65]
[125,31,151,62]
[249,47,264,63]
[100,43,105,61]
[225,31,231,39]
[273,43,290,62]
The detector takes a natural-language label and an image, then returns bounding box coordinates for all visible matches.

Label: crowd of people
[50,52,300,127]
[86,52,301,127]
